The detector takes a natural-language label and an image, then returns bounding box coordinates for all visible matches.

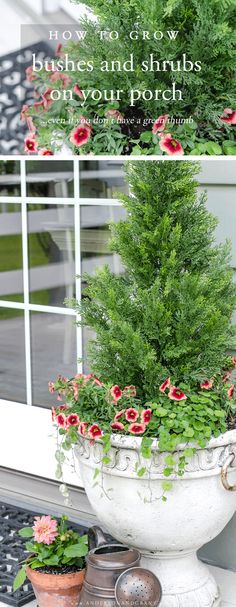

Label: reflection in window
[27,204,75,307]
[0,204,23,302]
[0,309,26,402]
[0,161,21,196]
[30,312,77,407]
[80,161,127,198]
[26,161,74,198]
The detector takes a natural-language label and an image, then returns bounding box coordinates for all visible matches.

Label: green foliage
[13,515,87,591]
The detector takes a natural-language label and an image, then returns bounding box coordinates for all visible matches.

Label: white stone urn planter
[75,430,236,607]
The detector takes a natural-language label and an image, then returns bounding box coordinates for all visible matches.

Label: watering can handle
[88,526,108,550]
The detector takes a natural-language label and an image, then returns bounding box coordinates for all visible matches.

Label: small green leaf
[102,456,111,465]
[137,467,146,477]
[13,567,27,591]
[162,481,172,492]
[44,555,59,566]
[18,527,34,538]
[64,543,88,558]
[140,131,152,143]
[93,468,100,480]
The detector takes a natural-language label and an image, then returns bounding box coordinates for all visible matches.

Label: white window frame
[0,158,122,485]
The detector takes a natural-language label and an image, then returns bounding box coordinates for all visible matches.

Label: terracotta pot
[26,566,85,607]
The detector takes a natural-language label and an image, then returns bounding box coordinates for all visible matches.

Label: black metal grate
[0,502,88,607]
[0,43,51,155]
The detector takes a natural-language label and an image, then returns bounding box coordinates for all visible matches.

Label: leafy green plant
[13,515,88,591]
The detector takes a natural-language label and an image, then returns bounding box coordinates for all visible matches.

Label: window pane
[27,204,75,307]
[26,161,74,197]
[0,161,21,196]
[31,312,77,407]
[80,161,127,198]
[0,204,23,302]
[0,309,26,402]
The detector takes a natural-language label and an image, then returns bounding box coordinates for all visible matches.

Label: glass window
[0,309,26,402]
[0,203,23,302]
[27,204,75,307]
[0,161,21,196]
[30,312,77,407]
[26,161,74,197]
[80,161,128,198]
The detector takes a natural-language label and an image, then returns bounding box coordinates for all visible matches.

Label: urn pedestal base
[141,551,221,607]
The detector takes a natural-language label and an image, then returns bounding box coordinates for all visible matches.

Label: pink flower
[220,109,236,125]
[125,408,139,422]
[39,148,54,156]
[69,124,91,147]
[159,378,171,393]
[105,109,123,122]
[50,72,71,88]
[42,88,55,110]
[78,422,89,436]
[67,413,80,426]
[20,105,29,121]
[56,413,67,428]
[59,404,69,411]
[223,371,231,383]
[231,357,236,367]
[168,387,187,401]
[24,134,38,154]
[152,114,169,134]
[26,116,36,132]
[128,422,146,435]
[114,410,125,422]
[33,515,58,545]
[200,380,213,390]
[110,385,123,402]
[88,424,103,439]
[74,84,84,99]
[48,381,55,394]
[25,66,37,82]
[55,43,64,56]
[51,407,56,422]
[111,421,125,431]
[140,409,152,424]
[34,101,45,112]
[85,373,103,386]
[159,133,184,156]
[228,384,235,399]
[123,385,136,397]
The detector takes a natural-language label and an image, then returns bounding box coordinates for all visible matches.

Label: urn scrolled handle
[221,453,236,491]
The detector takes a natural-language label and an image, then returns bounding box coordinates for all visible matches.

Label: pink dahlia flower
[159,133,184,155]
[220,109,236,125]
[168,386,187,401]
[152,114,169,134]
[228,384,235,399]
[128,422,146,435]
[159,377,171,393]
[140,409,152,424]
[88,424,103,439]
[125,408,139,422]
[110,385,123,402]
[69,124,91,147]
[111,421,125,431]
[33,515,58,545]
[200,380,213,390]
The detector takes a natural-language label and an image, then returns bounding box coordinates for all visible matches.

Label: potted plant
[13,514,88,607]
[22,0,236,156]
[50,160,236,606]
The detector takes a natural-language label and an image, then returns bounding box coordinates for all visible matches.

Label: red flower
[159,377,171,393]
[56,413,67,428]
[110,385,123,402]
[39,148,54,156]
[223,371,231,383]
[78,422,89,436]
[111,421,125,431]
[42,88,55,110]
[74,84,84,99]
[159,133,184,156]
[48,381,55,394]
[55,43,64,56]
[85,373,103,386]
[51,407,56,422]
[220,109,236,125]
[59,404,69,411]
[67,413,80,426]
[140,409,152,424]
[125,408,139,422]
[200,380,213,390]
[231,357,236,367]
[25,66,37,82]
[128,423,146,435]
[24,134,38,154]
[69,124,91,147]
[152,114,169,134]
[114,409,125,422]
[123,385,136,397]
[88,424,103,439]
[168,386,187,401]
[50,72,71,88]
[228,384,235,399]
